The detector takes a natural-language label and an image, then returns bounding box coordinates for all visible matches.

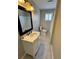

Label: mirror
[18,5,33,36]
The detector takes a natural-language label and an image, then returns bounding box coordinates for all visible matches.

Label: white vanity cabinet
[21,31,40,57]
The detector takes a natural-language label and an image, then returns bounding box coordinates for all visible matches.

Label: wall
[29,0,40,31]
[52,0,61,59]
[32,9,40,31]
[40,9,55,32]
[18,35,25,59]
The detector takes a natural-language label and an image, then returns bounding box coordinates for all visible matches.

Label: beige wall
[18,39,25,59]
[18,35,25,59]
[52,0,61,59]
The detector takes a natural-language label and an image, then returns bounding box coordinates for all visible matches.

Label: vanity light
[18,0,34,11]
[19,0,25,3]
[25,2,34,11]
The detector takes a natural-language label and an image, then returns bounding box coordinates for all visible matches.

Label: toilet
[40,26,47,36]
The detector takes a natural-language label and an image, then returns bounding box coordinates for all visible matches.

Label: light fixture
[18,0,34,11]
[19,0,25,3]
[25,2,34,11]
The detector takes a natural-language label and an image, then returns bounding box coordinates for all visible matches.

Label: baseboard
[50,45,54,59]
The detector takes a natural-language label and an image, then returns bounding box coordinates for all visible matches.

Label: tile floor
[23,32,54,59]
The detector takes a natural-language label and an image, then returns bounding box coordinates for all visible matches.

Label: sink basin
[29,32,37,37]
[22,31,40,42]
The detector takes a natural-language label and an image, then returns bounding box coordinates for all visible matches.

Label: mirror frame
[18,5,33,36]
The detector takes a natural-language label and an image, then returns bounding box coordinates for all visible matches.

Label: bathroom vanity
[21,31,40,57]
[18,5,40,58]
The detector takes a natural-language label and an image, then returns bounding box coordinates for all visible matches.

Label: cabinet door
[22,41,33,56]
[33,37,40,56]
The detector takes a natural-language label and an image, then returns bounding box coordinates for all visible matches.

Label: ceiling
[31,0,57,9]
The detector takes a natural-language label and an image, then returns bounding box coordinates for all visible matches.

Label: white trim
[50,45,54,59]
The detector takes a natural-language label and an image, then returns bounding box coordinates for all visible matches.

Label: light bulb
[19,0,25,3]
